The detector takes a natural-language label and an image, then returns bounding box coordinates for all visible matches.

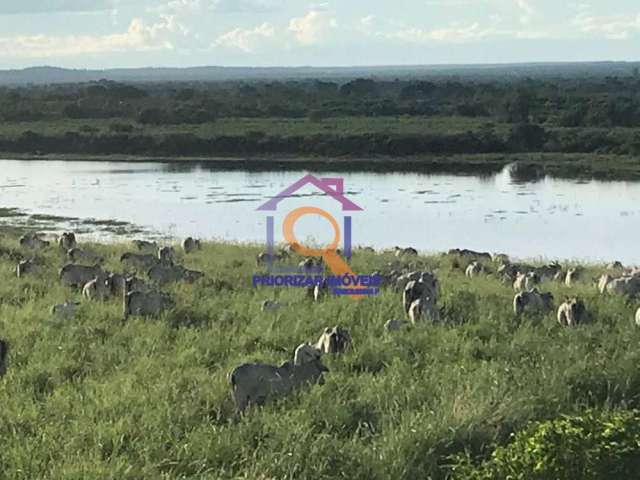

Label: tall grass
[0,237,639,479]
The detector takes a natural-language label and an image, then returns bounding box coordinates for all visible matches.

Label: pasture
[1,234,640,479]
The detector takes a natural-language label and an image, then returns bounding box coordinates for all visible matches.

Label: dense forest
[1,72,640,169]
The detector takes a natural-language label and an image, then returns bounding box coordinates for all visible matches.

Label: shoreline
[1,152,640,180]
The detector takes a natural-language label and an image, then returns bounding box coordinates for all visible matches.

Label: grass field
[1,234,640,479]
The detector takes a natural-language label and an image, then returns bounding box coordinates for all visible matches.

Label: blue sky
[0,0,638,68]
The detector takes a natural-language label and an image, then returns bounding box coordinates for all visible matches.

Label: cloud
[0,0,118,15]
[215,22,276,52]
[514,0,534,24]
[384,22,492,44]
[288,10,337,45]
[211,0,283,13]
[572,12,640,39]
[0,16,183,57]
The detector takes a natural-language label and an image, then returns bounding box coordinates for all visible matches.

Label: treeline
[2,75,640,128]
[3,123,639,157]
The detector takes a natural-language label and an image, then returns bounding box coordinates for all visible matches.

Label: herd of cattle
[2,238,640,415]
[0,232,205,384]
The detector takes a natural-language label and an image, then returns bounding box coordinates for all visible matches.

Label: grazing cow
[557,298,587,327]
[120,252,159,271]
[497,263,518,284]
[294,343,322,365]
[59,264,103,288]
[16,259,41,278]
[158,246,175,264]
[82,273,112,301]
[182,237,201,254]
[50,300,79,319]
[132,239,157,251]
[257,251,286,265]
[0,339,7,377]
[384,319,406,331]
[492,253,510,264]
[299,257,323,273]
[313,279,329,302]
[58,232,77,251]
[403,276,439,314]
[408,297,440,324]
[598,274,613,294]
[314,326,351,354]
[636,307,640,327]
[604,276,640,298]
[448,248,492,265]
[465,261,483,278]
[513,272,540,291]
[229,356,328,413]
[513,289,554,316]
[123,280,174,319]
[533,263,563,282]
[108,272,127,296]
[565,267,581,286]
[67,248,103,264]
[147,264,203,285]
[261,300,282,312]
[394,246,418,257]
[19,233,49,250]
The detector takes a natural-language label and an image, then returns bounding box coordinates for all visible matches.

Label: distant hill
[0,62,638,85]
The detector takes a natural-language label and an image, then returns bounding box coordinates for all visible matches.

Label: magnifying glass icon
[282,206,364,298]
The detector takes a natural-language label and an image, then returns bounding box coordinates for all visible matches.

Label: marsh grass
[0,236,639,479]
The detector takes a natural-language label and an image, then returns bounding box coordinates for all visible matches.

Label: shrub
[449,409,640,479]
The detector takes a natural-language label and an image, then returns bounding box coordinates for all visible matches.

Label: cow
[16,259,41,278]
[82,273,112,301]
[19,233,49,250]
[394,246,418,257]
[557,298,588,327]
[123,281,174,319]
[565,267,581,286]
[314,326,351,354]
[599,274,640,298]
[120,252,159,271]
[58,232,77,251]
[229,355,328,414]
[408,297,440,324]
[182,237,201,254]
[313,279,329,302]
[132,240,157,251]
[465,261,483,278]
[147,264,203,285]
[403,276,438,314]
[513,289,554,316]
[59,264,103,288]
[513,271,540,291]
[67,248,103,264]
[158,246,175,264]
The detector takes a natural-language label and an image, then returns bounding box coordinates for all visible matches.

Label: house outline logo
[256,173,375,297]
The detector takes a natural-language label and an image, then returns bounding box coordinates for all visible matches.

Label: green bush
[450,409,640,479]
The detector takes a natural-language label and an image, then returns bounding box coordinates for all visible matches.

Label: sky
[0,0,638,69]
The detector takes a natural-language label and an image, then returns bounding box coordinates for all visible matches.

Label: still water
[0,159,638,263]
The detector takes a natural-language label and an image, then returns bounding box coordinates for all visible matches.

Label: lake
[0,159,638,264]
